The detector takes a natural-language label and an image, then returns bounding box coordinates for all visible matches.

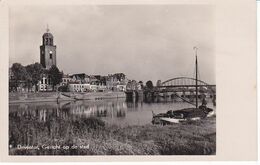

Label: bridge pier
[163,92,167,102]
[144,91,154,103]
[189,91,194,102]
[153,92,159,103]
[125,91,138,102]
[138,90,143,102]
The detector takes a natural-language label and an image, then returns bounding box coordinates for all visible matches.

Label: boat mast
[194,47,198,109]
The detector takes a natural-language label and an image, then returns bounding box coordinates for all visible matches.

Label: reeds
[9,115,216,155]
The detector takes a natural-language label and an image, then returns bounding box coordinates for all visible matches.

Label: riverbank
[9,115,216,155]
[9,91,126,104]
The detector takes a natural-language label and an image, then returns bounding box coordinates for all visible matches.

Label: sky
[9,5,215,84]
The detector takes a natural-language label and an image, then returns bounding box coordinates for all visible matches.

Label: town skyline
[9,5,215,84]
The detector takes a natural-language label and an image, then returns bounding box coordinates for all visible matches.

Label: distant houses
[9,64,131,93]
[59,73,128,93]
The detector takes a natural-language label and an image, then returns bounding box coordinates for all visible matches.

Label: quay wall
[9,91,126,104]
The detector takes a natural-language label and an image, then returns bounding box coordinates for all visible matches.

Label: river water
[9,98,216,155]
[9,98,215,126]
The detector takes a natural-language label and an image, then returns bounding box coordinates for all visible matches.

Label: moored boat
[152,106,214,125]
[152,47,215,125]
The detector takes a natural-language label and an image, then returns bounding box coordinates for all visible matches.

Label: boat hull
[152,107,214,125]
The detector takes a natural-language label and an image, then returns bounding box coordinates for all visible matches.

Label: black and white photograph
[8,3,217,156]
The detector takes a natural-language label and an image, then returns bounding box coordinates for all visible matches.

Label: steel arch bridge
[162,77,209,86]
[158,77,216,91]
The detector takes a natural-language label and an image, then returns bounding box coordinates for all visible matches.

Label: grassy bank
[9,115,216,155]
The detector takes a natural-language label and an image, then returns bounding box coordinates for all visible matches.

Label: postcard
[0,0,257,162]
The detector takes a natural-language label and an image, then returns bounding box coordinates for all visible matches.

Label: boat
[152,47,214,125]
[152,107,214,125]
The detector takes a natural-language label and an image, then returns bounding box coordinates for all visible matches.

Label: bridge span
[126,77,216,105]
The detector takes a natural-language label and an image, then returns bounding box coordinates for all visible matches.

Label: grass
[9,115,216,155]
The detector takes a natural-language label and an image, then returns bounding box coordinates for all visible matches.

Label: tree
[10,63,30,91]
[146,80,154,90]
[138,81,144,89]
[156,80,162,87]
[48,65,62,90]
[25,63,44,91]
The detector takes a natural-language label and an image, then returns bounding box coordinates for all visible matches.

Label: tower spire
[46,24,49,33]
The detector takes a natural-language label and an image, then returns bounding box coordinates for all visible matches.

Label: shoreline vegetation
[9,115,216,155]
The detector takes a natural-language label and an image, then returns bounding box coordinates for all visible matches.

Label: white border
[0,0,258,162]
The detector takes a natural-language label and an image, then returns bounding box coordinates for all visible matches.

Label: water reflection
[66,100,127,118]
[10,98,215,126]
[9,100,128,124]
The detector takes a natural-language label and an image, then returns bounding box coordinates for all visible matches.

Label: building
[40,26,57,69]
[68,83,89,92]
[89,75,101,85]
[70,73,89,84]
[38,74,53,91]
[116,84,127,91]
[38,27,57,91]
[106,73,127,91]
[61,74,72,86]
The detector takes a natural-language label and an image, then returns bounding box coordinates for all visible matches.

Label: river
[9,98,216,126]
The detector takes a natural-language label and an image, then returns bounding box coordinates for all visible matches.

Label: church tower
[40,26,56,69]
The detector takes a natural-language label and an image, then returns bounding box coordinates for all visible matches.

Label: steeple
[42,25,53,46]
[46,24,50,33]
[40,26,57,69]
